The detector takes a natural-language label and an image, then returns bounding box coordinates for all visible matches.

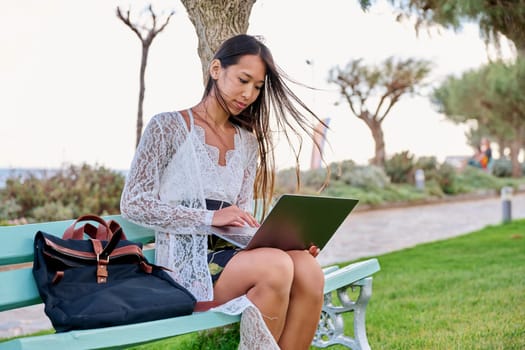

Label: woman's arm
[120,113,213,232]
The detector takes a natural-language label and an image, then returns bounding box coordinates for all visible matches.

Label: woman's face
[214,54,265,115]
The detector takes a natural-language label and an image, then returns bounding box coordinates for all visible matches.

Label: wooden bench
[0,215,380,350]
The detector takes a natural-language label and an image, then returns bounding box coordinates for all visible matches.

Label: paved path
[1,193,524,338]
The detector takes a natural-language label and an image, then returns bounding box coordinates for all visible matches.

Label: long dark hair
[203,34,328,216]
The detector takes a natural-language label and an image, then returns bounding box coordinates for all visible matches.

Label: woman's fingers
[212,206,260,227]
[243,211,260,227]
[308,245,320,257]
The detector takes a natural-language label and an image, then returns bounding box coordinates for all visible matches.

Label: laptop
[203,194,359,251]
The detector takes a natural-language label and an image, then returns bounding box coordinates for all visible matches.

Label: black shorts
[207,247,239,284]
[205,198,240,284]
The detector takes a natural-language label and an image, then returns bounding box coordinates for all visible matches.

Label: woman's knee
[289,251,325,299]
[260,248,294,290]
[214,248,294,300]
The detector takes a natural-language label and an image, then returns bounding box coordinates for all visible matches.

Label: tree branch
[116,7,144,41]
[116,5,175,46]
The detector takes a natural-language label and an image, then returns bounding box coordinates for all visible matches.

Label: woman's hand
[211,205,260,227]
[308,245,320,258]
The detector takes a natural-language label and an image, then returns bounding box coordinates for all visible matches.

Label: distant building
[310,118,330,170]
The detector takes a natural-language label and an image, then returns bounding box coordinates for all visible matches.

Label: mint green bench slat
[1,312,241,350]
[323,259,380,294]
[0,215,380,350]
[0,268,40,311]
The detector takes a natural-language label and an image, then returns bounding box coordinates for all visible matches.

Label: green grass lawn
[364,218,525,350]
[127,219,525,349]
[3,220,523,349]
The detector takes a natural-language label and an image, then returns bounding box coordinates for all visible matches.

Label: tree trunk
[136,44,149,149]
[509,135,523,178]
[371,124,386,167]
[360,116,385,167]
[180,0,256,82]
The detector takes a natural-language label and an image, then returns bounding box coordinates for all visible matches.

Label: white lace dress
[120,110,279,349]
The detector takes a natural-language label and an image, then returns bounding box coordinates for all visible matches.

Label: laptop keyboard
[224,233,252,246]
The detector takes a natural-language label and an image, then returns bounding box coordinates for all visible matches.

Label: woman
[120,34,327,349]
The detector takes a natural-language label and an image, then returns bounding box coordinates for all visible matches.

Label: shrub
[32,202,75,222]
[300,168,330,191]
[414,156,439,183]
[329,160,357,181]
[455,166,501,191]
[384,151,415,184]
[0,197,22,221]
[274,167,299,194]
[326,160,390,189]
[338,164,390,189]
[414,156,439,172]
[435,162,459,194]
[0,164,125,222]
[492,158,513,177]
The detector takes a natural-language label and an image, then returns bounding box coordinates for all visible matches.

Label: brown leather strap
[108,220,127,240]
[110,245,145,259]
[140,261,153,274]
[91,231,146,283]
[44,236,145,261]
[69,223,105,241]
[52,271,64,285]
[194,301,221,312]
[91,239,103,256]
[91,239,109,284]
[96,260,109,283]
[63,215,112,240]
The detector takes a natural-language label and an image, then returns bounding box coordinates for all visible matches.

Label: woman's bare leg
[212,247,294,340]
[278,250,325,350]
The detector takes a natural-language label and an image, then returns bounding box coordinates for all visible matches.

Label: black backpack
[32,215,196,332]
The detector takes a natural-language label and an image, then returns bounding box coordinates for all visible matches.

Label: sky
[0,0,515,171]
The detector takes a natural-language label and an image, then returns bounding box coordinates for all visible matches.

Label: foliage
[454,166,501,192]
[300,168,331,193]
[329,160,391,189]
[492,158,514,178]
[275,160,390,196]
[384,150,415,183]
[337,164,391,190]
[0,198,21,223]
[274,157,525,207]
[435,162,460,194]
[432,58,525,177]
[328,159,356,180]
[414,155,439,173]
[274,167,300,194]
[322,183,418,206]
[361,0,525,54]
[414,155,441,185]
[0,164,125,222]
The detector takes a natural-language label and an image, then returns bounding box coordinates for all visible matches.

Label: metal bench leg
[312,277,373,350]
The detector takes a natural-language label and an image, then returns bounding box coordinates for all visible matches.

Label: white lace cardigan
[120,111,279,349]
